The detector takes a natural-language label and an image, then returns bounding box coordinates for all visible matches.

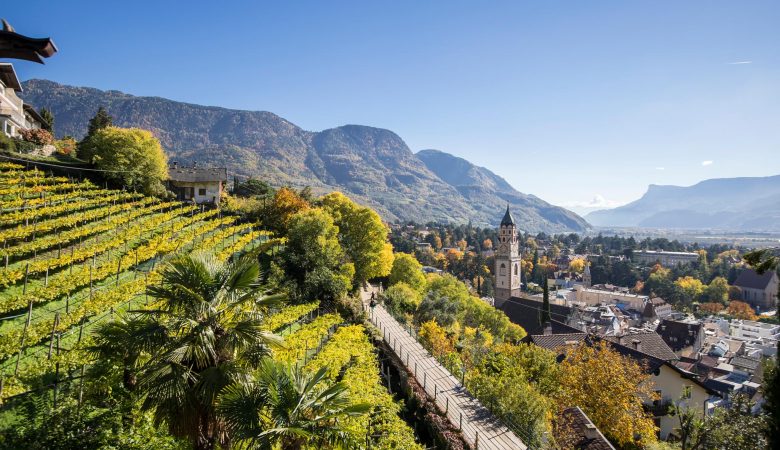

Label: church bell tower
[494,206,521,307]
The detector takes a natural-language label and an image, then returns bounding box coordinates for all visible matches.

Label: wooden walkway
[362,287,527,450]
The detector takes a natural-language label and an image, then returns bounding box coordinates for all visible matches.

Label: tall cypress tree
[541,276,551,325]
[39,107,54,134]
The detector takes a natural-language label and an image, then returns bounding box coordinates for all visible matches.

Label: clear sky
[5,1,780,211]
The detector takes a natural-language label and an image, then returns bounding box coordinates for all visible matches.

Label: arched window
[514,264,518,275]
[499,263,506,276]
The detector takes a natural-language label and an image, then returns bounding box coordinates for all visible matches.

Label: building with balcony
[0,63,43,137]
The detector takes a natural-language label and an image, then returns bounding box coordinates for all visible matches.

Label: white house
[0,63,44,137]
[730,319,780,341]
[167,164,227,206]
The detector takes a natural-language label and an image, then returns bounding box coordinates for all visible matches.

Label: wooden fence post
[14,300,34,376]
[48,313,60,359]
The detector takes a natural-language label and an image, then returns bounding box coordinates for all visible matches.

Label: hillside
[20,79,588,232]
[417,149,589,233]
[586,175,780,231]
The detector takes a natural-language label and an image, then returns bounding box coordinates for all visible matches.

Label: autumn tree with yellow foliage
[320,192,394,285]
[568,258,586,274]
[418,319,454,359]
[263,187,310,234]
[555,341,658,447]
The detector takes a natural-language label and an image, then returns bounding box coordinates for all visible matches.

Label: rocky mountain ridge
[21,79,589,232]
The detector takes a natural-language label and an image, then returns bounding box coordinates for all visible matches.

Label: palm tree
[218,359,370,450]
[96,253,285,450]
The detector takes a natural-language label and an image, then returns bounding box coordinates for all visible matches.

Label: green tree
[218,359,369,450]
[82,127,169,196]
[233,178,273,197]
[703,276,729,304]
[79,106,114,161]
[39,107,54,133]
[383,282,421,316]
[673,394,766,450]
[541,278,551,325]
[87,106,113,137]
[388,252,426,292]
[281,208,353,304]
[744,245,780,448]
[321,192,393,285]
[469,343,559,448]
[95,253,284,450]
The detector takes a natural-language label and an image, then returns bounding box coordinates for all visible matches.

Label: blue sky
[5,1,779,212]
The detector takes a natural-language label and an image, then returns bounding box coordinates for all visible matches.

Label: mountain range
[586,175,780,231]
[20,79,589,233]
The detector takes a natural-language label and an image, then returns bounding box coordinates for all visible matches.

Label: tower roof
[500,205,515,226]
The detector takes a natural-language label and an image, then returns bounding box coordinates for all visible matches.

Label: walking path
[361,285,527,450]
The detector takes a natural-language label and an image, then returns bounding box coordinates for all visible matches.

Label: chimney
[632,339,642,352]
[193,161,198,168]
[172,161,178,169]
[543,322,552,336]
[584,423,600,440]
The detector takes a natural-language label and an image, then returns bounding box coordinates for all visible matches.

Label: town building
[634,250,699,267]
[494,206,521,307]
[656,319,704,357]
[729,319,780,341]
[643,297,673,320]
[732,268,779,311]
[167,164,227,206]
[566,285,649,311]
[0,63,44,137]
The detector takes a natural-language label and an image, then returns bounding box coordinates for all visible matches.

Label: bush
[11,138,37,153]
[19,128,53,145]
[54,138,78,156]
[0,133,14,152]
[384,282,421,316]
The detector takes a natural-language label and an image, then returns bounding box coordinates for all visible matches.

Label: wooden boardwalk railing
[362,288,527,450]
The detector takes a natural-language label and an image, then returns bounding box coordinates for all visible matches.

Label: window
[499,263,506,276]
[514,264,518,275]
[198,188,207,196]
[682,385,692,399]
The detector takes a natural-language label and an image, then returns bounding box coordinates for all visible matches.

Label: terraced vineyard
[0,162,267,402]
[0,162,422,449]
[265,307,422,449]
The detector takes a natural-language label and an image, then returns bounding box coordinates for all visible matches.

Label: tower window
[514,264,518,275]
[499,263,506,276]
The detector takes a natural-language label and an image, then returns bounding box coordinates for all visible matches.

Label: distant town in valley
[2,4,780,450]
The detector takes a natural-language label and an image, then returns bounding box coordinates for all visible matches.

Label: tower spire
[501,204,515,226]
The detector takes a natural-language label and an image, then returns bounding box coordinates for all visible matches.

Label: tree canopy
[82,127,169,196]
[320,192,393,285]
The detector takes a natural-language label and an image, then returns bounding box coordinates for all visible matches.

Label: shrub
[0,133,15,152]
[19,128,54,145]
[11,138,37,153]
[54,138,78,156]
